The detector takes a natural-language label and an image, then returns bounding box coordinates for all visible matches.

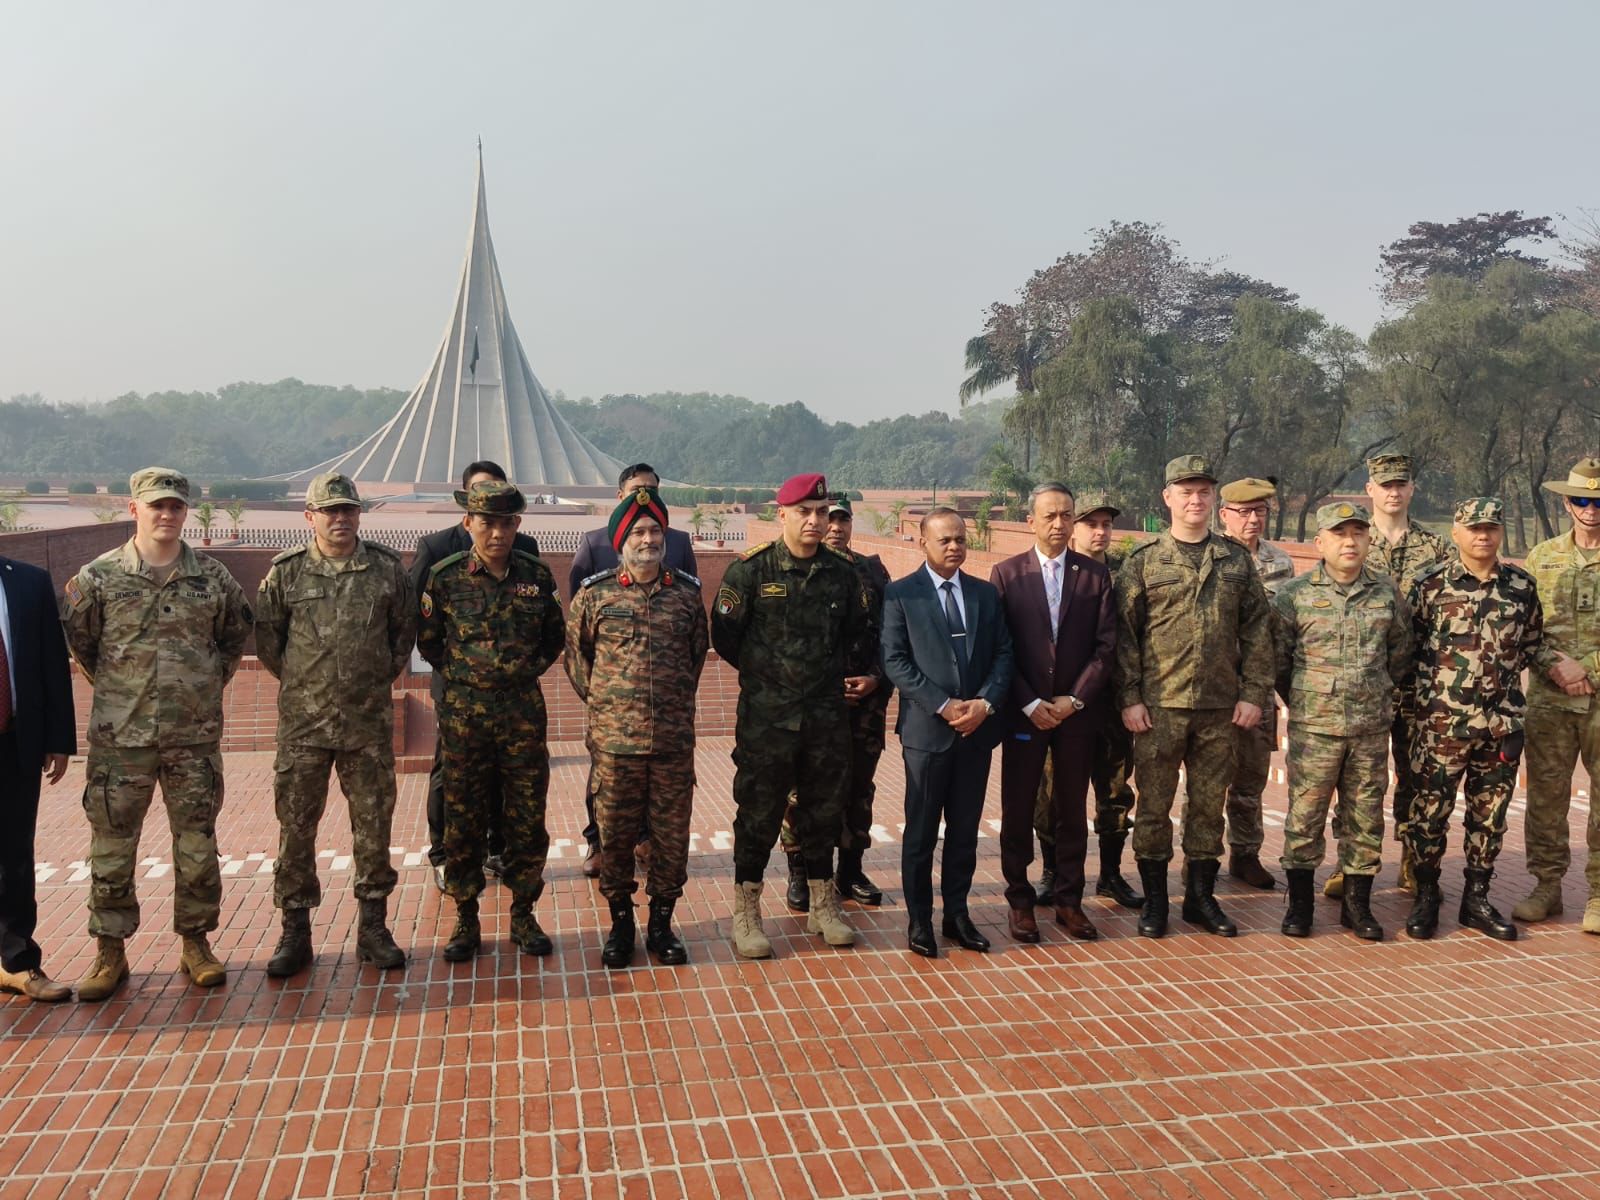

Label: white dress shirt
[0,566,14,705]
[1023,547,1070,717]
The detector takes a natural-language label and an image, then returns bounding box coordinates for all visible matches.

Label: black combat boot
[1136,859,1169,939]
[836,849,883,906]
[1405,866,1442,940]
[1281,869,1314,938]
[356,898,406,969]
[1181,859,1238,937]
[1459,867,1517,941]
[1095,834,1143,909]
[510,894,553,957]
[1340,874,1383,941]
[267,909,313,977]
[601,898,636,969]
[645,898,688,965]
[784,852,809,913]
[443,899,481,961]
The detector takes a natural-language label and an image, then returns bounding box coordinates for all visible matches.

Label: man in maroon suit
[990,484,1118,943]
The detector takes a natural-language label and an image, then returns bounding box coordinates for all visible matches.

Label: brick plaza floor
[3,737,1600,1199]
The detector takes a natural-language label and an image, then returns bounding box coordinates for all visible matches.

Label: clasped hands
[1028,696,1080,731]
[941,697,988,736]
[1548,653,1594,697]
[1122,701,1262,734]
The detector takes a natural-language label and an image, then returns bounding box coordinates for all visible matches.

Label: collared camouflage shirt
[1272,564,1412,737]
[416,548,565,691]
[61,539,252,749]
[255,539,417,748]
[1523,530,1600,714]
[1236,538,1297,596]
[566,567,709,755]
[1367,519,1451,586]
[710,539,876,732]
[1115,531,1275,711]
[1406,558,1551,739]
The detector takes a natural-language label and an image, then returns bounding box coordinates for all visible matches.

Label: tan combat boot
[805,878,856,947]
[1511,878,1564,923]
[1583,898,1600,935]
[731,881,772,959]
[179,935,227,988]
[1397,847,1418,896]
[77,937,129,1002]
[1322,869,1345,899]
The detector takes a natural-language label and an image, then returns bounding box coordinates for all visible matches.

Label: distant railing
[180,526,745,553]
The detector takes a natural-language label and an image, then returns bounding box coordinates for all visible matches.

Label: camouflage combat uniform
[1402,558,1549,872]
[61,540,251,937]
[416,547,565,902]
[1273,564,1411,874]
[255,539,416,910]
[1116,532,1275,863]
[1518,531,1600,895]
[566,565,709,902]
[711,540,876,881]
[779,549,892,855]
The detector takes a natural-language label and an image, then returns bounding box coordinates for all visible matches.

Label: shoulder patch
[63,574,88,610]
[271,544,309,565]
[580,568,619,589]
[715,586,742,616]
[428,550,470,579]
[741,541,773,560]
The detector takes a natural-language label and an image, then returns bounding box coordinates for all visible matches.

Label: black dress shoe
[844,873,884,906]
[907,919,938,958]
[941,913,990,952]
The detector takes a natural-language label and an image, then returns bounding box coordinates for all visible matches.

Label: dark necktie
[941,580,968,681]
[0,617,12,734]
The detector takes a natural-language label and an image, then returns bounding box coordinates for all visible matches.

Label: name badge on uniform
[760,583,787,598]
[1313,598,1332,608]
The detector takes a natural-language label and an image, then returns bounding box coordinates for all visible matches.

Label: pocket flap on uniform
[1295,672,1337,695]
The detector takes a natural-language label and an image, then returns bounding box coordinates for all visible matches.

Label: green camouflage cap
[826,491,853,517]
[1367,453,1414,484]
[454,479,527,516]
[1454,496,1504,527]
[1315,500,1371,532]
[1164,454,1216,485]
[305,472,364,510]
[1073,491,1121,520]
[129,467,190,504]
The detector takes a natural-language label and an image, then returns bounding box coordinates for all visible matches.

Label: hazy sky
[2,2,1596,425]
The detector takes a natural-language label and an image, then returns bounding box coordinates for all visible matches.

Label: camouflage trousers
[1034,724,1135,855]
[272,742,398,910]
[438,685,550,903]
[1402,729,1520,873]
[1279,727,1388,875]
[82,744,223,938]
[779,702,887,856]
[1131,707,1235,863]
[1222,702,1278,856]
[1522,705,1600,892]
[593,750,695,903]
[732,711,849,882]
[1390,701,1422,828]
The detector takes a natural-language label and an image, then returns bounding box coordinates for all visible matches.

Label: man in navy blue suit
[0,555,77,1002]
[881,508,1013,957]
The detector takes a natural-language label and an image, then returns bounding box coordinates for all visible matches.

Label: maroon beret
[776,473,829,506]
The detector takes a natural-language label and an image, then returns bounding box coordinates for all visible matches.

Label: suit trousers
[900,739,993,922]
[1002,726,1091,909]
[0,731,45,973]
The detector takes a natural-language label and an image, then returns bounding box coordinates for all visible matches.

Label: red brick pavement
[4,738,1600,1198]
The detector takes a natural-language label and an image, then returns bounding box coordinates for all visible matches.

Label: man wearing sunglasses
[1516,458,1600,933]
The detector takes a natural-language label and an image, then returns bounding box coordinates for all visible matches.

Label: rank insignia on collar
[662,571,673,586]
[618,572,632,587]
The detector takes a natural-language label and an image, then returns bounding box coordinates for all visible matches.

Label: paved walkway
[3,739,1599,1199]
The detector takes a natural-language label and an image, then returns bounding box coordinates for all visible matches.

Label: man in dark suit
[881,507,1013,957]
[0,555,77,1002]
[567,463,698,875]
[411,460,541,890]
[990,483,1117,944]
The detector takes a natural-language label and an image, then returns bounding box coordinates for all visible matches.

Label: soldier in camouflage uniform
[254,474,416,977]
[1273,503,1412,941]
[711,472,876,959]
[416,481,566,961]
[1323,452,1454,900]
[1117,455,1275,939]
[1513,459,1600,932]
[567,488,709,968]
[1401,497,1551,941]
[778,493,892,913]
[1211,476,1297,890]
[1033,494,1142,909]
[61,468,252,1000]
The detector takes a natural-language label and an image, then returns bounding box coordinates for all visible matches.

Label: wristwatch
[980,699,995,716]
[1066,695,1085,712]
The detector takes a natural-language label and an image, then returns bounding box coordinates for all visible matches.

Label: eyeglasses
[1222,505,1269,518]
[1572,497,1600,509]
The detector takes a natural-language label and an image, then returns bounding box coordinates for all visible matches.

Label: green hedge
[107,478,131,496]
[67,481,99,495]
[208,480,289,500]
[23,480,49,494]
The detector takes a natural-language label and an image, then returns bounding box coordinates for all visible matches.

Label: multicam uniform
[61,540,252,938]
[416,548,565,903]
[567,566,709,902]
[255,539,415,911]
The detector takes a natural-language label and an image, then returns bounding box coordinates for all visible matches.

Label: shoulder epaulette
[821,543,854,562]
[579,568,619,589]
[364,541,402,561]
[1503,562,1538,585]
[741,541,774,560]
[510,548,542,566]
[271,544,309,565]
[672,569,702,587]
[1412,560,1450,585]
[427,550,470,579]
[1126,539,1159,558]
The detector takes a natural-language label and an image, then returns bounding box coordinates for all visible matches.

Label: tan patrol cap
[129,467,190,504]
[305,473,364,510]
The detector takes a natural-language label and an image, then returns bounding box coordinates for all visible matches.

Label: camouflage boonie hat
[1541,457,1600,498]
[1315,501,1371,532]
[1219,477,1276,504]
[1454,496,1504,527]
[1366,453,1414,484]
[1073,491,1121,520]
[1164,454,1216,485]
[129,467,190,504]
[454,479,527,516]
[305,472,364,510]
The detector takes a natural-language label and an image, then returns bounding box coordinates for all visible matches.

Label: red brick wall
[0,524,130,591]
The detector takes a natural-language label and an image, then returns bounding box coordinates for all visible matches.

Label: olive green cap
[305,472,364,510]
[1072,491,1121,520]
[1164,454,1216,485]
[1315,501,1371,532]
[1454,496,1504,527]
[129,467,190,505]
[454,479,527,516]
